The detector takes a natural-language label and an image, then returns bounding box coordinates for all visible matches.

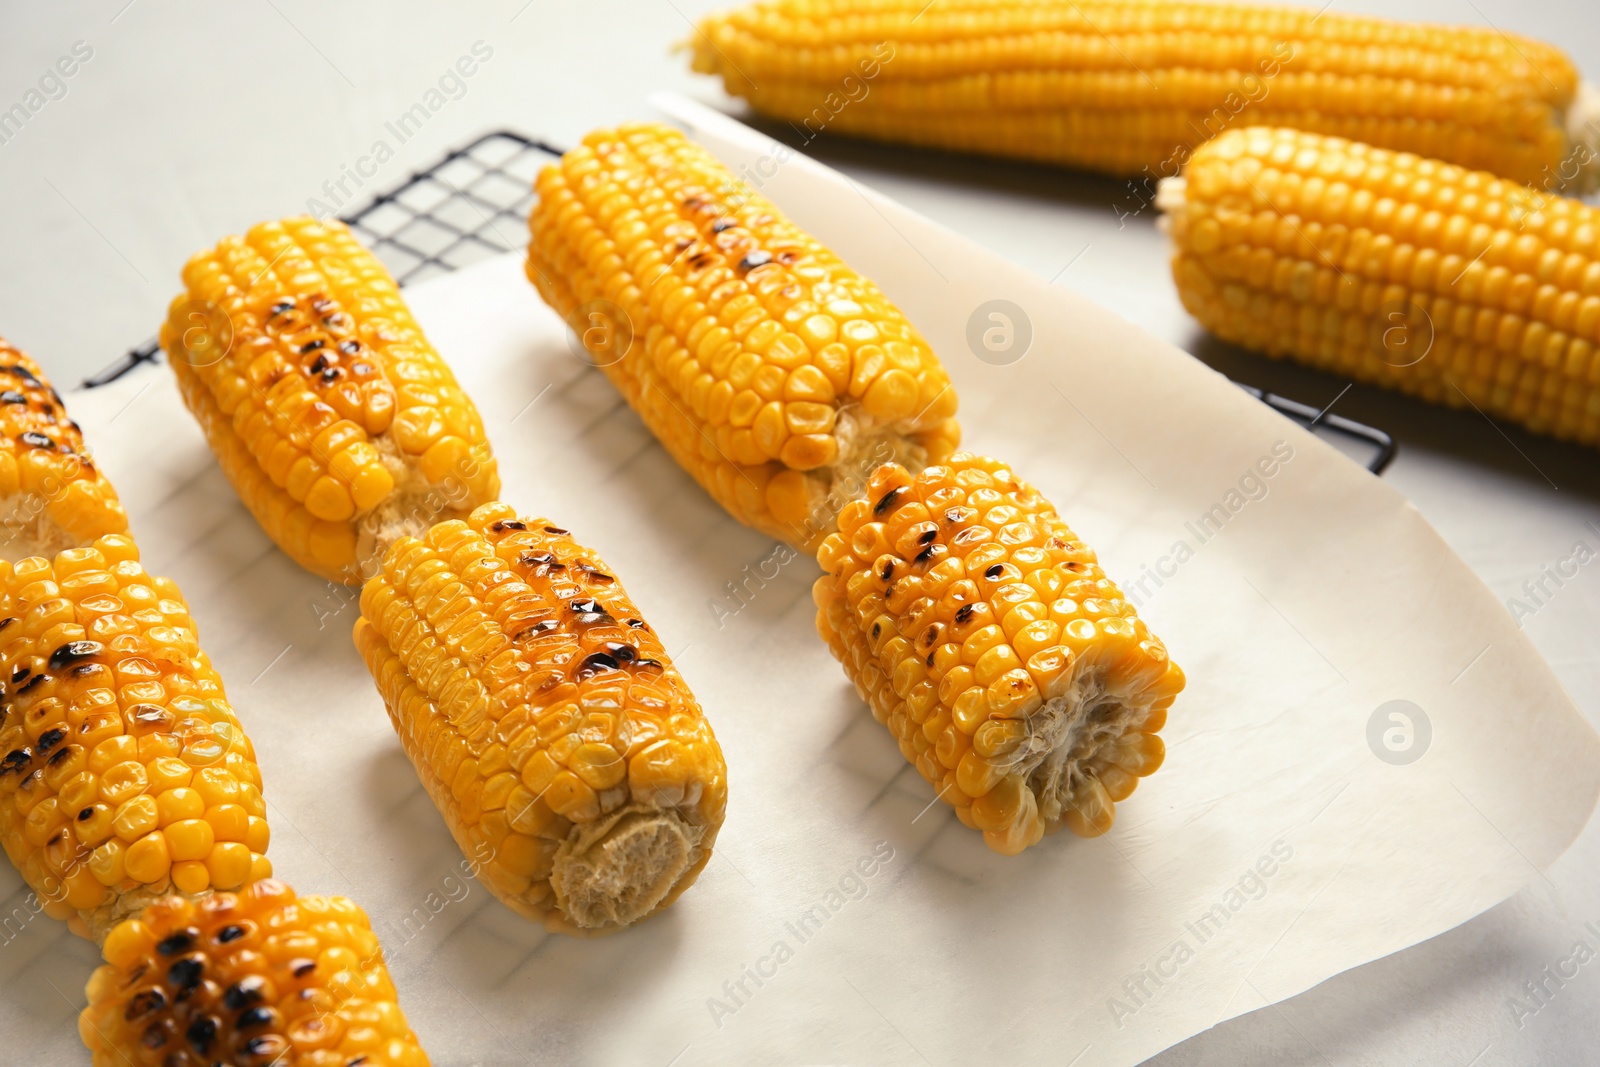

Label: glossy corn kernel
[690,0,1600,191]
[79,879,428,1067]
[1160,126,1600,447]
[0,533,269,941]
[813,453,1184,854]
[527,123,960,552]
[0,342,127,560]
[353,501,727,934]
[162,217,500,585]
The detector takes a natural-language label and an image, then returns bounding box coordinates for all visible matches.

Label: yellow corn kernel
[0,534,270,941]
[528,124,960,553]
[690,0,1598,192]
[162,216,501,584]
[813,453,1184,854]
[1161,127,1600,447]
[154,787,204,826]
[79,880,429,1067]
[353,501,727,934]
[123,832,170,884]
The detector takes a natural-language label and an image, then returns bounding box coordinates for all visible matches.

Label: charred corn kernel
[690,0,1600,192]
[79,879,429,1067]
[0,342,127,561]
[162,217,500,585]
[813,453,1184,854]
[527,124,960,552]
[0,534,268,941]
[353,501,727,934]
[1160,127,1600,447]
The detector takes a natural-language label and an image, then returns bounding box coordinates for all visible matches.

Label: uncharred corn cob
[814,454,1182,854]
[353,502,726,934]
[690,0,1600,192]
[163,217,500,585]
[528,124,960,551]
[0,534,269,941]
[0,342,127,560]
[1160,127,1600,446]
[81,879,428,1067]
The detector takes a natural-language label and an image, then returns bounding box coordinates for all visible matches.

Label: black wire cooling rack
[86,129,1395,473]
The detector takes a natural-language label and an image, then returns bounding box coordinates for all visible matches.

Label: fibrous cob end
[1565,81,1600,195]
[550,804,707,930]
[0,349,128,562]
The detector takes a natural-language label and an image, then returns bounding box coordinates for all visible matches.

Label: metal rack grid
[86,129,1395,473]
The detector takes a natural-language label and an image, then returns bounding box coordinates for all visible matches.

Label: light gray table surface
[2,1,1598,1064]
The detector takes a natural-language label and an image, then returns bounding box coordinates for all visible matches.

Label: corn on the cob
[690,0,1600,193]
[163,217,500,585]
[0,533,270,941]
[0,342,127,560]
[1159,127,1600,446]
[353,501,726,933]
[80,879,429,1067]
[813,454,1182,854]
[527,123,960,551]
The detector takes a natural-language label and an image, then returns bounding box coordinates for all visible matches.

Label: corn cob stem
[354,502,726,933]
[0,343,127,561]
[81,879,429,1066]
[1160,127,1600,446]
[527,124,959,551]
[691,0,1597,193]
[814,454,1182,854]
[163,217,500,585]
[0,534,270,942]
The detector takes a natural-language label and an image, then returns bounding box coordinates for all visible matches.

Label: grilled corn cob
[0,533,269,941]
[353,501,726,933]
[0,343,127,560]
[1159,127,1600,446]
[690,0,1600,192]
[80,879,428,1067]
[527,123,960,551]
[813,454,1182,854]
[162,217,500,585]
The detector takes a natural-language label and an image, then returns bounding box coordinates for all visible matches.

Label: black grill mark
[49,641,103,670]
[167,958,203,989]
[874,487,908,515]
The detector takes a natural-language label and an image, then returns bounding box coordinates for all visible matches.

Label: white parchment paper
[4,96,1596,1066]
